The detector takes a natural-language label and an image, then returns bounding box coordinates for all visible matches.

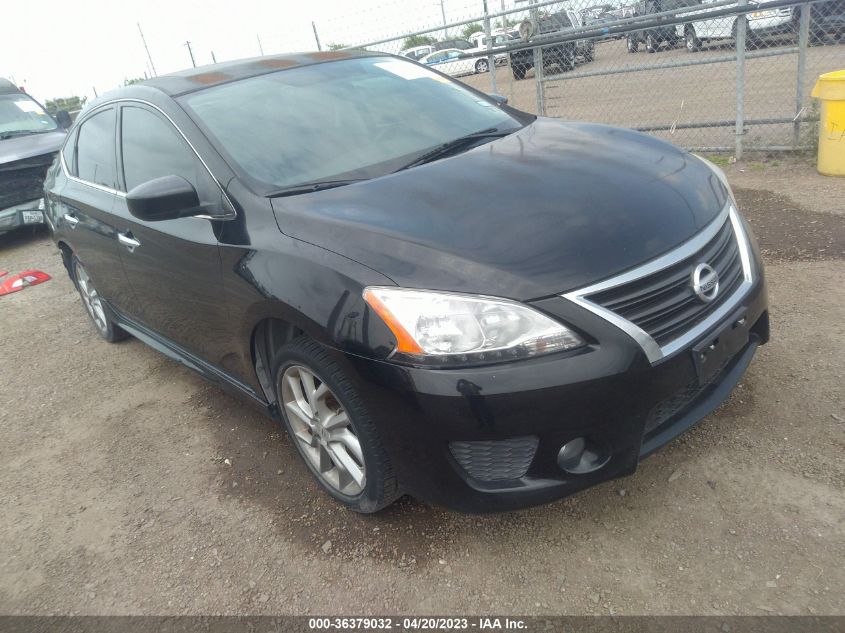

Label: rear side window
[120,106,214,198]
[76,108,116,188]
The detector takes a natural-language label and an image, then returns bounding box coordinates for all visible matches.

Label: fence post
[483,0,498,94]
[794,2,811,147]
[531,0,545,115]
[734,0,747,160]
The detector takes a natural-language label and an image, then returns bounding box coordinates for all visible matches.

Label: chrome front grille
[586,216,744,346]
[563,205,754,364]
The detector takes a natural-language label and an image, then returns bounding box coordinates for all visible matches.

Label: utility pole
[439,0,448,37]
[312,21,322,51]
[257,34,264,56]
[137,23,157,76]
[501,0,507,31]
[184,40,196,68]
[211,51,217,64]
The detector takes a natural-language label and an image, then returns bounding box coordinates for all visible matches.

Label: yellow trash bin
[811,70,845,177]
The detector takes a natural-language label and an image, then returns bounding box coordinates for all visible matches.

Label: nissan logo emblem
[692,263,719,302]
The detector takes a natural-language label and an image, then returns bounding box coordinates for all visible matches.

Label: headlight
[363,287,585,365]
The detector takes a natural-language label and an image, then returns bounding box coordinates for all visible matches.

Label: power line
[137,23,157,77]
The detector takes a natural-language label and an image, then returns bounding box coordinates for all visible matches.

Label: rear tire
[627,34,639,52]
[512,64,526,80]
[272,336,400,513]
[475,58,489,73]
[646,33,658,52]
[71,256,128,343]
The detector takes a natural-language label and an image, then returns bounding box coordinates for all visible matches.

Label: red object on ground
[0,270,51,296]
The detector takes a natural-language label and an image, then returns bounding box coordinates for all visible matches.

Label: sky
[1,0,527,105]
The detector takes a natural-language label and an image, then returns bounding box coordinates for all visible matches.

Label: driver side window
[119,105,215,203]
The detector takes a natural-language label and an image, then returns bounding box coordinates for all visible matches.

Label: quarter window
[120,106,211,194]
[61,126,79,176]
[76,108,117,188]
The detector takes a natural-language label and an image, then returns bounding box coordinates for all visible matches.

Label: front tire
[273,337,400,513]
[71,256,127,342]
[475,58,489,73]
[646,32,658,52]
[627,34,639,52]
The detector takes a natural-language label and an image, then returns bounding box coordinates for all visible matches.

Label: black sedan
[44,51,768,513]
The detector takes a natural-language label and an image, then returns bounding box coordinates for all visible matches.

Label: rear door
[55,106,134,312]
[111,102,230,361]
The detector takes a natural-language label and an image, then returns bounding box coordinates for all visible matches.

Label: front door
[111,103,230,363]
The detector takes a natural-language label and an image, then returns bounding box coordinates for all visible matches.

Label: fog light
[557,437,611,474]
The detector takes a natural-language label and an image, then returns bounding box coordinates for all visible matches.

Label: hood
[0,130,66,164]
[271,118,729,301]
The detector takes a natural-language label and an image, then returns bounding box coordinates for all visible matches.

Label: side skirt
[109,304,278,420]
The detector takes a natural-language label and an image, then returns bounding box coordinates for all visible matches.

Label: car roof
[91,50,380,103]
[0,78,23,95]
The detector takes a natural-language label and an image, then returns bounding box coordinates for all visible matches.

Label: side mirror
[55,110,72,129]
[488,93,509,106]
[126,175,201,222]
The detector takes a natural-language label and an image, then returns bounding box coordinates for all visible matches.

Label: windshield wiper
[0,130,36,140]
[395,128,515,172]
[266,179,365,198]
[0,129,54,140]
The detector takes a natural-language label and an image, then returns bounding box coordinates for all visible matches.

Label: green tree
[327,43,347,50]
[402,34,436,49]
[44,95,87,115]
[461,22,484,39]
[123,77,145,86]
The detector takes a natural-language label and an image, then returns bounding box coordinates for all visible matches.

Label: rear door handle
[63,213,79,228]
[117,231,141,253]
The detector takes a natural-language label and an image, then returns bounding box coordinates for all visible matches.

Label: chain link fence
[320,0,844,157]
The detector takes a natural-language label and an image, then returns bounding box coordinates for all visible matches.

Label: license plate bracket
[692,308,749,385]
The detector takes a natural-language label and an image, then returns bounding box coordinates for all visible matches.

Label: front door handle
[117,231,141,253]
[63,213,79,228]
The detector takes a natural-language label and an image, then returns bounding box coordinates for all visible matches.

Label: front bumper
[0,198,46,234]
[342,273,768,513]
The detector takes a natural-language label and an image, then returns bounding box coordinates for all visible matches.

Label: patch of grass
[749,162,766,171]
[703,154,732,168]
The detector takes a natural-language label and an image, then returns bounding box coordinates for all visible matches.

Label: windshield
[181,56,526,192]
[0,94,57,136]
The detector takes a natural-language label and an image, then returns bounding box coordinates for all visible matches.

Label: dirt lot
[461,36,845,149]
[0,159,843,616]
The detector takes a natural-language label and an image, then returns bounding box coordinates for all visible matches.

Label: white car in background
[466,30,517,67]
[678,0,795,50]
[399,45,436,61]
[420,48,491,76]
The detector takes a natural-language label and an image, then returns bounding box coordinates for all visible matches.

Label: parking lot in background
[0,160,843,615]
[461,36,843,149]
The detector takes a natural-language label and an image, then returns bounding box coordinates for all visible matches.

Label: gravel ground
[0,159,843,616]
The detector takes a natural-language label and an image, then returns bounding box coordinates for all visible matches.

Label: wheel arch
[57,239,75,280]
[250,314,309,408]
